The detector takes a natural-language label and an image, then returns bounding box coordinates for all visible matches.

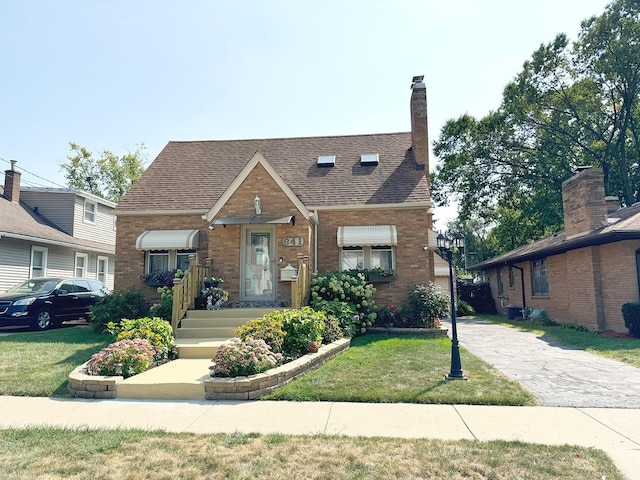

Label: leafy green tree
[60,142,146,203]
[432,0,639,256]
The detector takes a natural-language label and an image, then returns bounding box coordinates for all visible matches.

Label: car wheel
[32,309,53,331]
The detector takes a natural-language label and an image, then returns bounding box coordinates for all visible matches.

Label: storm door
[241,226,276,302]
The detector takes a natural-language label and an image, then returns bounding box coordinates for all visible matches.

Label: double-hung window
[84,200,96,224]
[31,246,48,278]
[497,267,504,296]
[337,225,397,274]
[531,259,549,296]
[148,250,170,273]
[75,253,89,277]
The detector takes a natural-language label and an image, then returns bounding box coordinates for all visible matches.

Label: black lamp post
[437,232,467,380]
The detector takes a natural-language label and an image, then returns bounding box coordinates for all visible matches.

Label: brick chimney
[562,168,607,238]
[410,75,429,173]
[3,160,21,203]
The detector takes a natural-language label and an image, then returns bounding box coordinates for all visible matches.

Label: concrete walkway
[0,396,638,479]
[444,317,640,408]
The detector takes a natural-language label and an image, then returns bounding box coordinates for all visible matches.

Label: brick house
[1,161,116,292]
[471,167,640,333]
[115,77,437,308]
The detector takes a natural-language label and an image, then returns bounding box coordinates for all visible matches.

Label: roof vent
[360,153,379,166]
[317,155,336,168]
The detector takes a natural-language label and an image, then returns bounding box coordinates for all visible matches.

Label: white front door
[241,226,276,301]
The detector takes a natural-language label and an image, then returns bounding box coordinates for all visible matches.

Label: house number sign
[282,237,304,247]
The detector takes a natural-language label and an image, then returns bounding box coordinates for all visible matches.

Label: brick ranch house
[115,77,438,309]
[471,167,640,333]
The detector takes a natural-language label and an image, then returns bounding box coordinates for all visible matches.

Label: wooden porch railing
[171,257,210,333]
[291,258,310,309]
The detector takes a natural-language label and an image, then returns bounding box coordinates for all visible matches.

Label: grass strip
[266,334,538,405]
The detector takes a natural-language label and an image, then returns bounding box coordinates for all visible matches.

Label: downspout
[511,265,527,319]
[310,210,319,272]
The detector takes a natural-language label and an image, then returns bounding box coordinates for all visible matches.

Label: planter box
[368,273,393,283]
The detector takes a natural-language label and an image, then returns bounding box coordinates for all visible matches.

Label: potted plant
[204,276,224,288]
[202,285,229,310]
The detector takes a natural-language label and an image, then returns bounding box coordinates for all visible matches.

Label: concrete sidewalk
[0,396,638,479]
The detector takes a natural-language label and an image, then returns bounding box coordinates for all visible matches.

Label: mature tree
[432,0,640,256]
[60,142,146,203]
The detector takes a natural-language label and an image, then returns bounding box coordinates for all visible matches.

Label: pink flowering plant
[211,337,283,377]
[86,338,156,378]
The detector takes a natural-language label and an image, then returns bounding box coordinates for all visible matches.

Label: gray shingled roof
[470,202,640,270]
[117,133,429,212]
[0,187,115,254]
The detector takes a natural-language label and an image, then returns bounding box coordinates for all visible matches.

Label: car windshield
[8,279,59,295]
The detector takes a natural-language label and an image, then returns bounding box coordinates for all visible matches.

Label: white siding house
[0,162,116,292]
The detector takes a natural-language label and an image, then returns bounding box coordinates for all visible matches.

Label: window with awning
[337,225,397,247]
[135,229,200,250]
[337,225,397,276]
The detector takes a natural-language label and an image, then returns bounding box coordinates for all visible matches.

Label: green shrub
[212,337,283,377]
[321,314,343,343]
[89,290,150,332]
[149,286,173,321]
[622,303,640,338]
[456,299,475,317]
[537,311,560,327]
[86,338,156,378]
[278,307,325,359]
[311,299,359,337]
[405,282,449,328]
[310,271,377,334]
[235,315,286,353]
[107,317,175,361]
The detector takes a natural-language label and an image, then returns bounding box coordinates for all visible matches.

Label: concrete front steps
[117,307,274,400]
[175,308,273,358]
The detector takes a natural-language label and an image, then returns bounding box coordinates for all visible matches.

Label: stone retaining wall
[68,365,122,399]
[68,337,351,400]
[204,337,351,400]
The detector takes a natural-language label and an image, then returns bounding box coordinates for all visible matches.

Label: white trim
[308,201,433,211]
[75,252,89,278]
[0,232,114,254]
[30,246,48,278]
[116,209,209,216]
[97,255,108,284]
[83,199,97,224]
[202,151,312,222]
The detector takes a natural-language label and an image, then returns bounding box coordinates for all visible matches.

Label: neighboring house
[471,167,640,333]
[115,76,438,307]
[0,161,116,292]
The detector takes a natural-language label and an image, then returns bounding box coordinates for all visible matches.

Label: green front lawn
[477,314,640,368]
[0,326,112,396]
[0,428,623,480]
[266,334,538,405]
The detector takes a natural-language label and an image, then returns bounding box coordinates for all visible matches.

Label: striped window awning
[135,229,200,250]
[337,225,397,247]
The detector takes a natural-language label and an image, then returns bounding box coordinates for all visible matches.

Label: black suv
[0,278,109,330]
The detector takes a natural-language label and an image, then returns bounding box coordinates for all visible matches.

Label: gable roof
[203,151,311,222]
[470,202,640,270]
[116,132,430,213]
[0,186,115,254]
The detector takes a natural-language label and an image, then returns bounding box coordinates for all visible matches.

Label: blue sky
[1,0,611,227]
